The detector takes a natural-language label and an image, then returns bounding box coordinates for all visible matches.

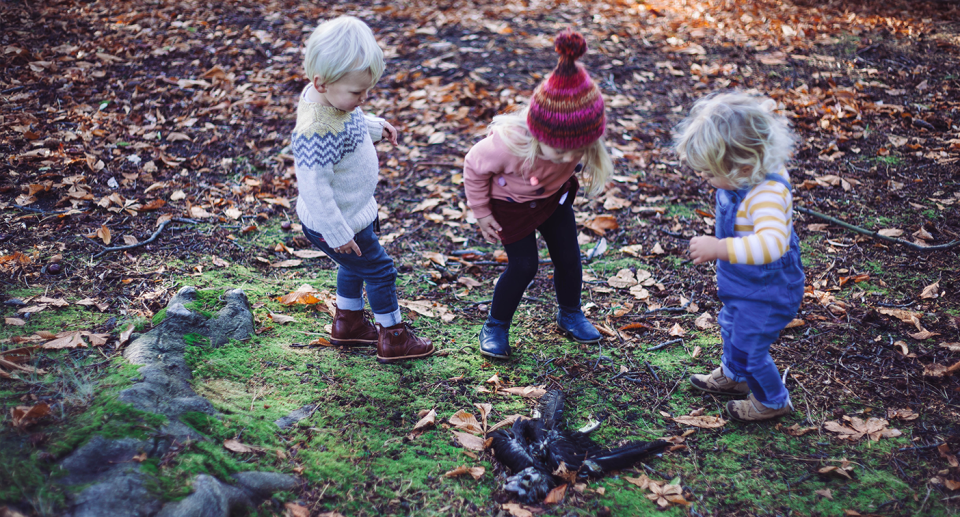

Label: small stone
[47,263,63,275]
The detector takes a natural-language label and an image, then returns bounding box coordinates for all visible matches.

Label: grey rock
[274,404,317,429]
[156,474,251,517]
[61,436,163,517]
[66,471,162,517]
[57,287,265,517]
[232,471,298,500]
[119,285,253,434]
[207,289,255,347]
[60,436,147,485]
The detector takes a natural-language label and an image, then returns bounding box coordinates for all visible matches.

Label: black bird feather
[486,390,669,503]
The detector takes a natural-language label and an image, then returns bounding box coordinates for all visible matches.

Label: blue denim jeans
[302,221,401,325]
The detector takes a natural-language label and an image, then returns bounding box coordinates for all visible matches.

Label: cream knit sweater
[292,87,385,248]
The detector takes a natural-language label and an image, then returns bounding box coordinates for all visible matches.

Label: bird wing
[487,419,541,474]
[537,390,565,430]
[584,439,670,475]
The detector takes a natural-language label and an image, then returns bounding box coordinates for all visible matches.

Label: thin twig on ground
[647,338,683,352]
[796,206,960,251]
[90,217,198,258]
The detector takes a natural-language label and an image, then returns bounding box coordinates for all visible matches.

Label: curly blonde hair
[488,105,612,196]
[674,92,796,189]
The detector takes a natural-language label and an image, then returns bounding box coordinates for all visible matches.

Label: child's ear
[312,76,327,93]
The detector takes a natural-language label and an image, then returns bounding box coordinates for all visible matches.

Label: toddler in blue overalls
[674,92,805,422]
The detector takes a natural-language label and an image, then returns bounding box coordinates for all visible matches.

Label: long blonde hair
[674,91,796,189]
[488,105,612,196]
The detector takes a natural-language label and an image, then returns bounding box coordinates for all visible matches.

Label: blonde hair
[488,106,613,196]
[303,16,384,87]
[674,92,796,189]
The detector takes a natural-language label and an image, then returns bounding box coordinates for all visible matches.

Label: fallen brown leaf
[487,414,527,433]
[824,417,901,441]
[923,360,960,378]
[118,323,136,346]
[886,408,919,421]
[448,410,483,434]
[284,503,311,517]
[443,465,485,480]
[781,423,818,436]
[408,408,437,439]
[277,284,322,305]
[452,431,486,452]
[584,215,619,235]
[270,259,302,268]
[10,403,50,429]
[501,503,534,517]
[269,313,296,324]
[919,281,940,299]
[223,439,259,454]
[500,386,547,398]
[673,414,726,429]
[544,483,567,504]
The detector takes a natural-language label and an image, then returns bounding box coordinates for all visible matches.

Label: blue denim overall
[716,173,805,409]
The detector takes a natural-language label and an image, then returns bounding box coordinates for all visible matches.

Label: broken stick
[796,206,960,252]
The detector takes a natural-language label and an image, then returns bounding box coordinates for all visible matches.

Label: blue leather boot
[556,305,602,343]
[479,316,511,358]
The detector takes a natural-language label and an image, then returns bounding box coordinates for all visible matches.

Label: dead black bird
[486,390,669,503]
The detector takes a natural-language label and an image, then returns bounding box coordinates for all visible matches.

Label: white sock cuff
[336,294,364,311]
[374,309,402,328]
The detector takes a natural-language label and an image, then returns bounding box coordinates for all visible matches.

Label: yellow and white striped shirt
[723,170,793,265]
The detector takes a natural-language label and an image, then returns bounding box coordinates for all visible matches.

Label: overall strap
[762,170,791,191]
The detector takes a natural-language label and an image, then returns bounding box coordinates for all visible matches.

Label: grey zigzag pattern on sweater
[292,110,367,169]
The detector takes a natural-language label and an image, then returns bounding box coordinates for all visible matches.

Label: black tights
[490,203,583,322]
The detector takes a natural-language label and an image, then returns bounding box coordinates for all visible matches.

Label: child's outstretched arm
[381,121,399,146]
[363,115,399,146]
[689,236,730,264]
[463,137,503,243]
[477,215,502,243]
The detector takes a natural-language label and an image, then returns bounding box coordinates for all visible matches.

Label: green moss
[0,360,163,510]
[875,155,902,166]
[150,289,225,325]
[2,232,949,514]
[152,308,168,326]
[183,333,209,348]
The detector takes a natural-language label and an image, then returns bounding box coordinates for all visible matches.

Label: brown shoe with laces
[376,323,434,363]
[726,394,793,422]
[690,367,750,396]
[330,307,378,346]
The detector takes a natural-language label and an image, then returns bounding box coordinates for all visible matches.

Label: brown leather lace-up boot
[330,307,378,346]
[376,323,434,363]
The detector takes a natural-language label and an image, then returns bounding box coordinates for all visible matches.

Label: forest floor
[1,0,959,515]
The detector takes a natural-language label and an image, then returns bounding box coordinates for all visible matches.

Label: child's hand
[689,236,728,264]
[333,239,361,256]
[477,215,502,243]
[382,121,399,146]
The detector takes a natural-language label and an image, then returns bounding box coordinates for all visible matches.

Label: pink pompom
[554,29,586,61]
[529,176,539,186]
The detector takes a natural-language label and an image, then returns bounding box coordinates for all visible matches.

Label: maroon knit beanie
[527,29,606,150]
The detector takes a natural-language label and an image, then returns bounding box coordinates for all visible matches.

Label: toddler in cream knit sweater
[294,16,433,363]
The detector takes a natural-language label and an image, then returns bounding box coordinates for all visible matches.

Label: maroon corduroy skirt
[490,176,579,245]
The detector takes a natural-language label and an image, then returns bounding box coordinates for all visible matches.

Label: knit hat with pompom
[527,29,605,150]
